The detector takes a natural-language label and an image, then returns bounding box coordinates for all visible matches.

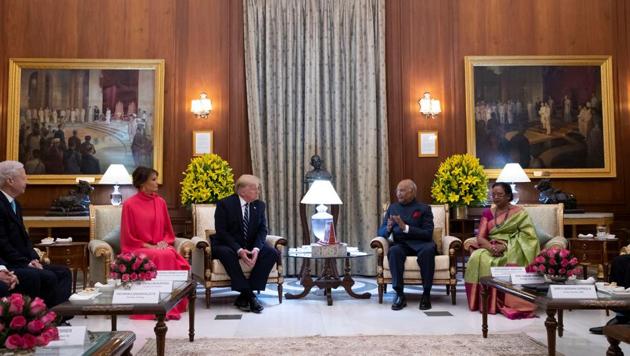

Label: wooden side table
[35,242,88,293]
[23,216,90,240]
[564,212,614,239]
[568,238,619,280]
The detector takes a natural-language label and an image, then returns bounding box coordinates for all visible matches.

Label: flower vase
[544,274,568,283]
[452,205,468,220]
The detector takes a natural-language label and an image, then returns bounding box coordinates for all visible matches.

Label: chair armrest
[544,236,568,250]
[265,235,287,251]
[191,236,211,281]
[33,248,50,265]
[175,237,194,261]
[441,235,462,256]
[621,244,630,255]
[370,236,389,258]
[88,240,114,258]
[463,237,478,252]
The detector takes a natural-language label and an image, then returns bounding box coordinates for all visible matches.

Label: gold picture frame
[418,131,438,157]
[192,130,213,156]
[464,55,616,178]
[7,58,165,184]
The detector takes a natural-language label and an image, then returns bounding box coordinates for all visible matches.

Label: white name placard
[112,290,160,304]
[155,270,189,281]
[130,280,173,293]
[549,285,598,299]
[491,267,526,281]
[511,273,546,285]
[46,326,87,347]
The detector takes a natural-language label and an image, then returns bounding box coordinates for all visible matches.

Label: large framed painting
[464,56,615,178]
[6,58,165,184]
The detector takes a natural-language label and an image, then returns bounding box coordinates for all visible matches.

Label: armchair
[370,204,462,305]
[463,203,568,253]
[87,205,193,285]
[190,204,287,308]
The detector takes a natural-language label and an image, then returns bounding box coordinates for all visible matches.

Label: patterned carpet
[137,334,555,356]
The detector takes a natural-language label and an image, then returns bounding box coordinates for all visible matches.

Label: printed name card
[549,285,598,299]
[112,290,160,304]
[491,267,526,281]
[46,326,87,347]
[155,270,189,281]
[510,273,546,285]
[130,280,173,293]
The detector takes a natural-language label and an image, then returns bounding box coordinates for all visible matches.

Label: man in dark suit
[0,256,43,299]
[213,174,279,313]
[0,160,72,308]
[378,179,435,311]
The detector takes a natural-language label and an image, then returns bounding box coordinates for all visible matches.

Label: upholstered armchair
[190,203,287,308]
[370,204,462,305]
[463,203,568,253]
[87,205,194,285]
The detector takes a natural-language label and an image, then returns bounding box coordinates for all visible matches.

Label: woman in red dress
[120,166,190,320]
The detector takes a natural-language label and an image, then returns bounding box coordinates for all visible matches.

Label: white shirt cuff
[0,265,7,272]
[403,224,409,233]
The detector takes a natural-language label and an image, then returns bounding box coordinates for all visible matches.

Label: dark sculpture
[535,179,578,210]
[47,180,93,216]
[304,154,332,183]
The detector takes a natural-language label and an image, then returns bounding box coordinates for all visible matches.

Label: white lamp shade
[496,163,530,183]
[300,180,343,205]
[100,164,132,185]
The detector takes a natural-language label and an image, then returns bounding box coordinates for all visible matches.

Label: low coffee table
[52,280,196,356]
[36,331,136,355]
[286,250,371,305]
[480,276,630,356]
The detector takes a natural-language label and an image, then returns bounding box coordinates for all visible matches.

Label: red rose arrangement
[0,293,59,350]
[109,252,157,283]
[412,210,422,219]
[527,248,580,278]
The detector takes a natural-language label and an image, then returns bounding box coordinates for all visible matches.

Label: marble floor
[70,277,629,355]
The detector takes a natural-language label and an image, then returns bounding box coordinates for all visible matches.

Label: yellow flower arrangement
[180,154,235,206]
[431,153,488,206]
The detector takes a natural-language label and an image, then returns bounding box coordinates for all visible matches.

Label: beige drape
[244,0,388,274]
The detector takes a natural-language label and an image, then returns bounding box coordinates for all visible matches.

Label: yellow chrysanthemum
[180,154,235,206]
[430,153,488,206]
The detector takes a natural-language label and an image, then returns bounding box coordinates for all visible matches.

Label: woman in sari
[464,182,540,319]
[120,166,190,320]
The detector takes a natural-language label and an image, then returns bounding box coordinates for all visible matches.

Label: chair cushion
[432,227,443,253]
[383,254,449,272]
[103,226,121,255]
[534,225,553,246]
[210,259,280,279]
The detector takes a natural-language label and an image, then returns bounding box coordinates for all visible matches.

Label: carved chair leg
[278,283,283,304]
[446,286,450,295]
[450,284,456,305]
[378,284,384,304]
[205,288,211,309]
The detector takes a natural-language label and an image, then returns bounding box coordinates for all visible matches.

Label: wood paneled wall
[1,0,629,232]
[387,0,630,225]
[0,0,250,227]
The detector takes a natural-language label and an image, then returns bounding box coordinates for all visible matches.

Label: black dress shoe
[234,293,250,312]
[391,294,407,311]
[249,296,264,314]
[419,295,432,310]
[589,316,624,335]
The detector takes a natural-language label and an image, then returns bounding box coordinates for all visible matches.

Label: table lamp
[496,163,530,204]
[99,164,132,206]
[300,180,343,243]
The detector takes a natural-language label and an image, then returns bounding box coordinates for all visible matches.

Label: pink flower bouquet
[527,248,580,280]
[109,252,157,283]
[0,294,59,350]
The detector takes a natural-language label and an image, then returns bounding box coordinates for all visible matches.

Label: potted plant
[431,153,488,219]
[180,154,235,206]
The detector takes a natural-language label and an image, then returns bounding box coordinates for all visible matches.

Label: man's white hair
[0,161,24,187]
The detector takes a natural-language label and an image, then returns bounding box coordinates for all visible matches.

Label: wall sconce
[418,91,441,119]
[191,92,213,119]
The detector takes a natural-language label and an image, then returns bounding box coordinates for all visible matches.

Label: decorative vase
[452,205,468,220]
[544,274,568,283]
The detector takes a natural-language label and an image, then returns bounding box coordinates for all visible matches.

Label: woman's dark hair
[132,166,158,189]
[492,182,513,201]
